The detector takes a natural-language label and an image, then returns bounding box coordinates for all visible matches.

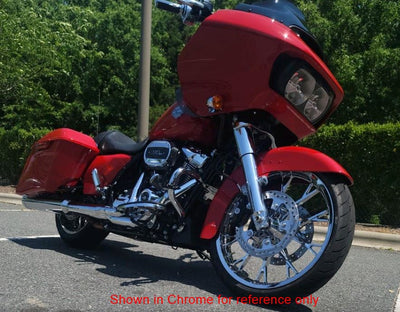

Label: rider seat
[94,130,147,155]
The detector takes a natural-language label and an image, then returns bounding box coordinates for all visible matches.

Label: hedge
[301,122,400,227]
[1,123,399,226]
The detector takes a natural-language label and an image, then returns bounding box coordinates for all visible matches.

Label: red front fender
[200,146,352,239]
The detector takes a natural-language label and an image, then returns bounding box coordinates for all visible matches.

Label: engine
[112,140,214,240]
[142,140,208,194]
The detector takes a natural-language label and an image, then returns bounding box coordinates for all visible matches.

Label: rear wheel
[55,213,109,249]
[210,172,355,299]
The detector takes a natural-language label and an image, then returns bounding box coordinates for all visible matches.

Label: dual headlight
[273,60,334,124]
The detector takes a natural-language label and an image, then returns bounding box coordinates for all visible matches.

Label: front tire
[55,213,109,249]
[210,172,355,299]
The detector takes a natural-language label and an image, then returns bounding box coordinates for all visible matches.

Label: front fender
[200,146,352,239]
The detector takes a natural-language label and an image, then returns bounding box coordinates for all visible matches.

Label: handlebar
[155,0,181,14]
[155,0,213,25]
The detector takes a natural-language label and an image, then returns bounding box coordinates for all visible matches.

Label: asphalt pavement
[0,201,399,311]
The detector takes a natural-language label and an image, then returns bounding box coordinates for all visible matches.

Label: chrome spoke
[300,210,329,227]
[296,186,319,206]
[233,254,251,270]
[305,243,322,256]
[281,250,298,278]
[256,259,268,283]
[281,175,293,193]
[222,237,238,247]
[308,209,329,222]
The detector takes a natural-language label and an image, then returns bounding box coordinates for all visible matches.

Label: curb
[314,226,400,251]
[0,193,23,205]
[1,193,399,251]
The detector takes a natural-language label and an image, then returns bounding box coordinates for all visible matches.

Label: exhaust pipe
[21,197,164,228]
[21,176,199,228]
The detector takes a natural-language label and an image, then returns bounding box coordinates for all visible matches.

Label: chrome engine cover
[144,141,175,168]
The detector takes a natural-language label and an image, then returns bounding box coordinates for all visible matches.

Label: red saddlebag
[16,128,99,196]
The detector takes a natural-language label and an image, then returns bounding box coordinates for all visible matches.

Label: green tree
[296,0,400,124]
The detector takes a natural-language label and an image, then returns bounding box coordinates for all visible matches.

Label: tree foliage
[1,0,400,135]
[0,0,189,137]
[296,0,400,124]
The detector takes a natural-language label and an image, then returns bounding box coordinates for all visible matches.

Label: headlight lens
[284,68,333,123]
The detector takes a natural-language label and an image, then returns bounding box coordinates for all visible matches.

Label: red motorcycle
[17,0,355,300]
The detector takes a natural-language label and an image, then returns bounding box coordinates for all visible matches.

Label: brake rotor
[235,191,300,259]
[270,206,314,265]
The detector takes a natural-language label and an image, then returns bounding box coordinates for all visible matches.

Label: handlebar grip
[155,0,181,14]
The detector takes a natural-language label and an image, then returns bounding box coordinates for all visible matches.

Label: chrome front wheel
[210,172,355,298]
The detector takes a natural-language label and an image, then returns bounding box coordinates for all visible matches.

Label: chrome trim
[174,179,197,197]
[233,122,268,228]
[107,216,137,227]
[21,159,200,227]
[167,168,201,188]
[166,179,197,217]
[144,141,172,168]
[129,172,145,203]
[167,168,184,188]
[22,197,66,212]
[180,0,204,9]
[119,202,165,212]
[91,168,101,190]
[182,148,208,168]
[21,175,197,226]
[22,197,166,228]
[168,189,184,217]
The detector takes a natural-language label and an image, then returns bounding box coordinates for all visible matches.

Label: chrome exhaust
[21,175,199,228]
[21,197,165,228]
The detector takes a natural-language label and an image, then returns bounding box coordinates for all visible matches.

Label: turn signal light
[206,95,223,112]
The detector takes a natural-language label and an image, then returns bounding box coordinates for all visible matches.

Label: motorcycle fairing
[199,146,353,239]
[178,9,343,139]
[150,102,219,147]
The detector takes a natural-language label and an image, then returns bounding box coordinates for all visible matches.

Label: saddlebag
[16,128,99,196]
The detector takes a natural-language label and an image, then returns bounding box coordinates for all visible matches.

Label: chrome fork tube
[233,122,269,229]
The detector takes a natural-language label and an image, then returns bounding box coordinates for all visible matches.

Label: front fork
[233,122,269,230]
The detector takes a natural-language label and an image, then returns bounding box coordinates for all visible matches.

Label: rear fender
[200,146,352,239]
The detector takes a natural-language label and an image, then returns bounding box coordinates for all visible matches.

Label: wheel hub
[236,191,300,259]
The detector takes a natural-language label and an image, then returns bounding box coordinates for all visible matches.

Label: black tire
[55,213,109,249]
[209,172,355,299]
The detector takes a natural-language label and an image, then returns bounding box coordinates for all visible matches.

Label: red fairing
[16,129,99,196]
[149,103,218,146]
[178,10,343,139]
[83,154,131,195]
[200,146,353,239]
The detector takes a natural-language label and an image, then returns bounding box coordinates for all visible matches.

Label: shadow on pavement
[12,236,312,312]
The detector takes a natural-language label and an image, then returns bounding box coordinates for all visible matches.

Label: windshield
[235,0,323,58]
